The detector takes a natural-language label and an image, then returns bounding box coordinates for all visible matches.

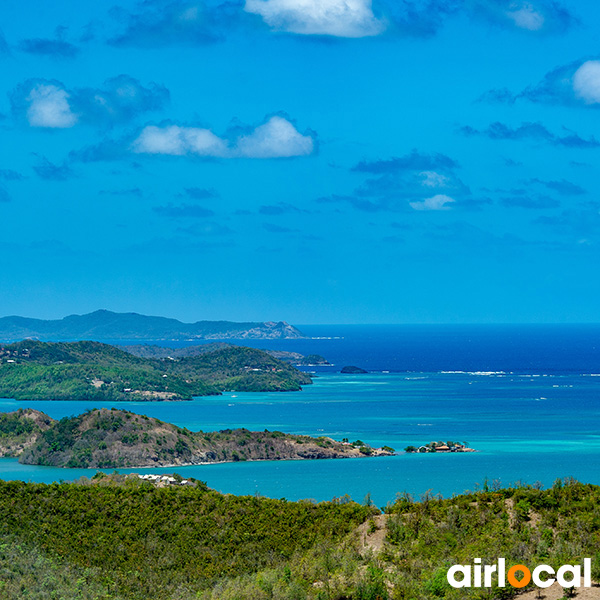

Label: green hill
[15,408,390,468]
[0,477,598,599]
[0,341,312,401]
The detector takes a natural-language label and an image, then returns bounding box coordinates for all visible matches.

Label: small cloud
[529,178,585,196]
[409,194,455,211]
[132,124,229,156]
[460,121,600,149]
[503,157,523,167]
[20,83,78,128]
[494,58,600,108]
[506,4,545,30]
[469,0,574,33]
[73,75,170,126]
[500,195,560,209]
[0,169,25,181]
[259,202,302,215]
[263,222,298,233]
[153,203,215,218]
[378,0,460,38]
[477,87,518,104]
[533,208,600,237]
[0,31,8,54]
[353,150,458,174]
[236,116,314,158]
[244,0,385,38]
[457,196,494,211]
[11,76,168,129]
[32,155,75,181]
[19,33,79,59]
[109,0,237,47]
[0,187,10,202]
[573,60,600,105]
[420,170,450,187]
[184,187,219,199]
[321,149,471,213]
[131,116,315,159]
[69,137,129,163]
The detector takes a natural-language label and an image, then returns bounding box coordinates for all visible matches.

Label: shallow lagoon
[1,371,599,506]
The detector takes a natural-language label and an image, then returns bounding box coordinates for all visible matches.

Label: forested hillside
[0,341,312,400]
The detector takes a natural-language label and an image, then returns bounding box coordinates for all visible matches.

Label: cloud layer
[132,116,315,158]
[106,0,575,44]
[460,121,600,148]
[244,0,385,37]
[110,0,238,47]
[484,59,600,108]
[11,76,169,128]
[469,0,574,33]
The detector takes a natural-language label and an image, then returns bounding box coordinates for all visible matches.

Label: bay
[1,359,599,506]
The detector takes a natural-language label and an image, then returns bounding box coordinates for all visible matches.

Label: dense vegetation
[0,408,53,456]
[163,345,312,392]
[123,343,331,366]
[340,366,368,374]
[15,408,385,468]
[0,475,375,599]
[404,441,473,453]
[196,479,600,600]
[0,341,312,401]
[0,478,599,599]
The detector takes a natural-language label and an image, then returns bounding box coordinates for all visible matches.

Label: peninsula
[0,340,312,401]
[123,343,332,366]
[0,408,395,468]
[0,309,306,341]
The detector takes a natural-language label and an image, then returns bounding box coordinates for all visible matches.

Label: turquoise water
[2,371,600,506]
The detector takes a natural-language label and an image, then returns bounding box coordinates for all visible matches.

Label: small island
[0,408,396,468]
[404,441,476,453]
[341,365,368,374]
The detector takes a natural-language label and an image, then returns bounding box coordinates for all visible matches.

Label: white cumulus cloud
[26,84,78,128]
[505,3,545,30]
[236,116,313,158]
[132,116,314,159]
[573,60,600,105]
[419,171,450,188]
[132,125,229,156]
[409,194,455,211]
[244,0,385,37]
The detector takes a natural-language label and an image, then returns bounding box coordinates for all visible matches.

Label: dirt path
[357,514,389,553]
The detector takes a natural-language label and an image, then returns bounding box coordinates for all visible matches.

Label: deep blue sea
[1,324,600,507]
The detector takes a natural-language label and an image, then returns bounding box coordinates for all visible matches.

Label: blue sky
[1,0,599,324]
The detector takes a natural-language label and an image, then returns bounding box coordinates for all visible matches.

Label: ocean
[1,324,599,506]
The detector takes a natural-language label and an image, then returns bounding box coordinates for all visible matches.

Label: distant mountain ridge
[0,310,306,341]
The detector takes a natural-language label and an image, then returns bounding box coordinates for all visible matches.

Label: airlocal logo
[447,558,592,589]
